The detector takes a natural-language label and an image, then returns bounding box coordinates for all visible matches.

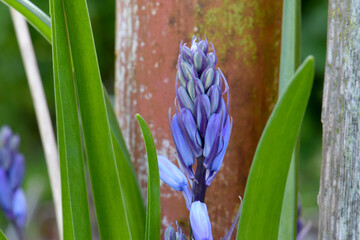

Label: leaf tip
[304,55,315,68]
[136,113,143,122]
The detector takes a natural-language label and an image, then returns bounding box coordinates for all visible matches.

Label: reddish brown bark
[115,0,282,238]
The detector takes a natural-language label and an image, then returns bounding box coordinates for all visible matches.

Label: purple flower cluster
[159,36,234,240]
[0,126,26,228]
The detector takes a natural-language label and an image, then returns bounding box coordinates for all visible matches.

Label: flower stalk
[192,156,207,203]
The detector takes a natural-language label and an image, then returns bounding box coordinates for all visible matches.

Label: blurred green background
[0,0,326,239]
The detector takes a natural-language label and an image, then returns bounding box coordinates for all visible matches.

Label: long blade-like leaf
[0,229,7,240]
[278,0,301,239]
[105,93,146,239]
[0,1,145,237]
[0,2,138,177]
[50,0,92,238]
[104,91,133,169]
[236,56,314,240]
[0,0,50,42]
[136,114,161,240]
[60,0,133,238]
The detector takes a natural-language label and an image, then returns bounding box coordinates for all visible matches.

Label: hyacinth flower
[161,35,232,200]
[158,155,192,210]
[158,36,239,240]
[0,126,27,239]
[190,201,213,240]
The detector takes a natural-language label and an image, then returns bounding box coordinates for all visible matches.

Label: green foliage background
[0,0,326,238]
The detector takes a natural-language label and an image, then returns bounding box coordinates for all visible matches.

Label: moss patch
[194,0,262,65]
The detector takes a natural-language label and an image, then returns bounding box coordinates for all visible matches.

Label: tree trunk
[319,1,360,239]
[115,0,282,238]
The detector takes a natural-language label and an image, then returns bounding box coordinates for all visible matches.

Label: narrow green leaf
[105,92,146,239]
[50,0,72,238]
[278,151,297,240]
[1,0,137,175]
[0,2,145,237]
[0,0,51,42]
[236,56,314,240]
[279,0,301,96]
[278,0,301,238]
[104,91,133,168]
[0,229,7,240]
[136,114,161,240]
[60,0,133,238]
[50,0,92,237]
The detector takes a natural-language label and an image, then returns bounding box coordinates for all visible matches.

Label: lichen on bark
[319,0,360,239]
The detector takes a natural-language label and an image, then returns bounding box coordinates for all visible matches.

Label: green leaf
[236,56,314,240]
[104,91,133,169]
[106,93,146,239]
[59,0,135,238]
[1,1,145,237]
[0,229,7,240]
[279,0,301,96]
[0,1,139,177]
[278,0,301,239]
[0,0,51,42]
[50,0,92,238]
[136,114,161,240]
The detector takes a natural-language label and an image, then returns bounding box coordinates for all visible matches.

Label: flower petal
[0,148,11,170]
[0,168,12,214]
[209,116,232,172]
[194,78,205,97]
[177,86,194,114]
[13,188,26,228]
[198,36,209,55]
[203,114,222,158]
[201,67,218,91]
[192,48,207,74]
[9,135,20,152]
[0,126,12,148]
[169,113,195,178]
[180,61,196,82]
[190,201,213,240]
[158,155,188,191]
[179,108,202,157]
[194,94,211,138]
[208,42,217,66]
[180,45,192,64]
[8,153,25,190]
[186,79,195,102]
[207,85,221,114]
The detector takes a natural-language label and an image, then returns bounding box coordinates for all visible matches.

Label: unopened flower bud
[190,201,213,240]
[192,48,207,74]
[207,85,221,114]
[13,189,26,228]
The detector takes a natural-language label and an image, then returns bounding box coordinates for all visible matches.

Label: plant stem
[190,156,208,239]
[192,156,208,203]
